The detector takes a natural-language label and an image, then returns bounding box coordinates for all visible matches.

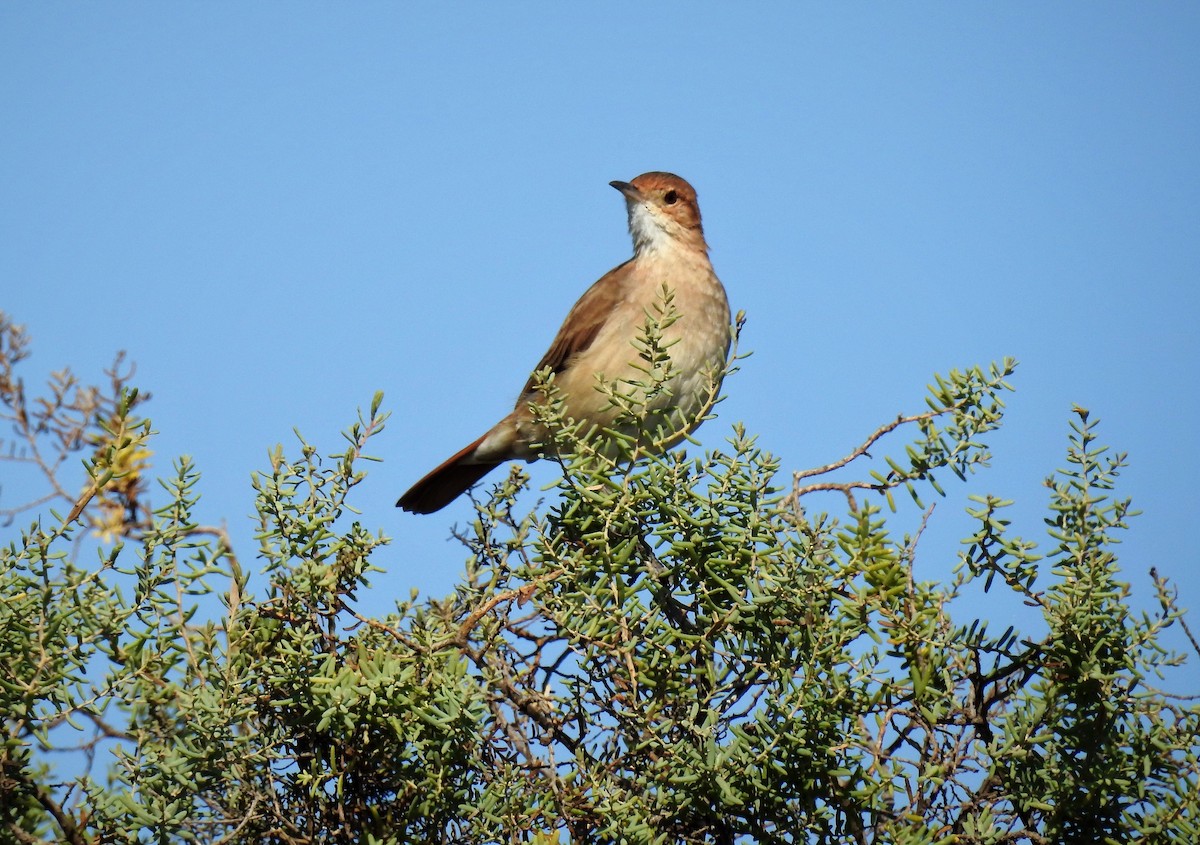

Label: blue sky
[3,5,1198,680]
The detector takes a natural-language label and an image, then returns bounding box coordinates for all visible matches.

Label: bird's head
[610,172,707,256]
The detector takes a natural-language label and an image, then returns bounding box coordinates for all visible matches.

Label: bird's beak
[610,180,644,201]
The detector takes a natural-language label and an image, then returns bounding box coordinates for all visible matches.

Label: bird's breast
[556,253,730,430]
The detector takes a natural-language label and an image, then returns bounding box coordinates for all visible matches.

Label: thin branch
[18,774,88,845]
[794,411,935,484]
[4,821,51,845]
[786,376,992,507]
[441,568,566,652]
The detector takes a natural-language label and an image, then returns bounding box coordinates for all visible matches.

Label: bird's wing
[519,259,630,396]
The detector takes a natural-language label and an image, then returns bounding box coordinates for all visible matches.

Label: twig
[443,568,566,651]
[793,409,940,483]
[1178,607,1200,663]
[786,385,983,507]
[61,478,101,529]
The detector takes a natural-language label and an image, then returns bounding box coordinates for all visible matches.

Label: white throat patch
[627,201,675,256]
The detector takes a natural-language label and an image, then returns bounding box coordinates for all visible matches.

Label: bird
[397,171,731,514]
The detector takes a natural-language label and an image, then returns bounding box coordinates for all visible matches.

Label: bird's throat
[628,203,702,258]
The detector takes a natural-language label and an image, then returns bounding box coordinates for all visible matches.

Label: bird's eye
[663,190,678,205]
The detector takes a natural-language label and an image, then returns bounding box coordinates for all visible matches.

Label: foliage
[1,308,1197,844]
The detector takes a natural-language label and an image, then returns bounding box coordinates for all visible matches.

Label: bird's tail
[397,434,502,514]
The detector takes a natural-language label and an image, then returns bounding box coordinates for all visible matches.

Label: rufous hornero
[397,171,730,514]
